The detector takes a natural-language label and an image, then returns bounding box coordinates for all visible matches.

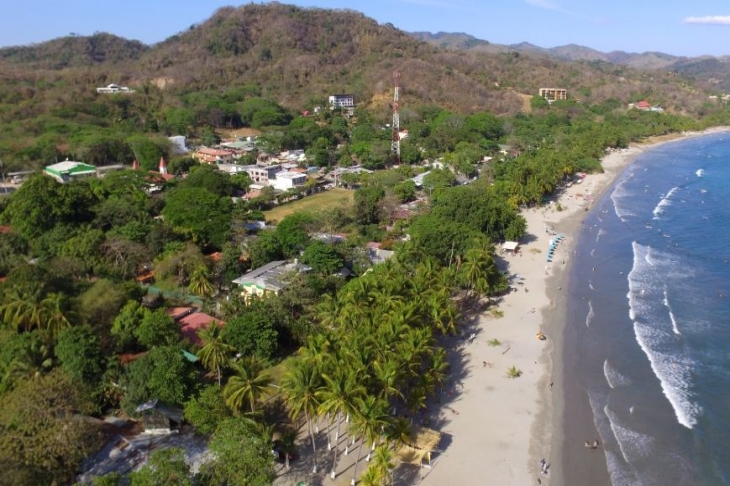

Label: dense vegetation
[1,3,730,485]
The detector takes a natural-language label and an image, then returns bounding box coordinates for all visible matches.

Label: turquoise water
[569,133,730,485]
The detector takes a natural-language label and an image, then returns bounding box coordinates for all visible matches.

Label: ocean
[567,133,730,485]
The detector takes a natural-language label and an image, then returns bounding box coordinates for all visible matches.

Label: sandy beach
[275,128,730,486]
[410,127,730,486]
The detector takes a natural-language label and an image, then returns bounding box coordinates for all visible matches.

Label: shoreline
[411,126,730,486]
[537,126,730,486]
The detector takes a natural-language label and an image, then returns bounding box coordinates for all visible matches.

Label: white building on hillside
[272,171,307,191]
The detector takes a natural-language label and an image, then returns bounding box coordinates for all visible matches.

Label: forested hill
[0,3,716,115]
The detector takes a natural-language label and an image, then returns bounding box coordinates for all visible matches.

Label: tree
[202,418,275,485]
[188,265,215,298]
[129,447,193,486]
[221,307,279,361]
[154,241,207,286]
[197,323,234,386]
[281,360,323,473]
[134,309,180,349]
[79,278,128,331]
[318,369,366,479]
[350,396,389,486]
[0,370,102,485]
[301,240,345,275]
[121,346,197,414]
[182,164,234,197]
[111,300,146,352]
[223,357,272,415]
[55,325,104,385]
[393,180,416,203]
[354,186,385,226]
[184,385,232,435]
[162,187,233,249]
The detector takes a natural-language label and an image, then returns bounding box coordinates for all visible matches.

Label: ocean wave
[604,359,632,388]
[628,242,701,429]
[663,289,681,336]
[586,300,595,327]
[596,228,607,242]
[605,449,642,486]
[610,178,637,221]
[605,405,656,463]
[652,186,680,219]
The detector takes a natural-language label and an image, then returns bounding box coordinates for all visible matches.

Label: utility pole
[391,71,401,165]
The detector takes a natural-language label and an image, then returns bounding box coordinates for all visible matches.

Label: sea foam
[652,186,680,219]
[628,242,701,428]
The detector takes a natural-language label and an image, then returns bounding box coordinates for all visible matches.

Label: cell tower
[391,71,401,165]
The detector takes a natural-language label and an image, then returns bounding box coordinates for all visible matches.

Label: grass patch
[488,308,504,318]
[529,248,541,254]
[264,188,354,222]
[487,338,501,347]
[506,366,523,379]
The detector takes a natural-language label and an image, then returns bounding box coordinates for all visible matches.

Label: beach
[275,128,730,486]
[412,128,730,486]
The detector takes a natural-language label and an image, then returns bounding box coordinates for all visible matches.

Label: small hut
[502,241,520,255]
[394,426,442,468]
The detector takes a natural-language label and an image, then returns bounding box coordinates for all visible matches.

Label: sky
[2,0,730,57]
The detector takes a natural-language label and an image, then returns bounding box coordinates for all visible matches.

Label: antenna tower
[391,71,401,164]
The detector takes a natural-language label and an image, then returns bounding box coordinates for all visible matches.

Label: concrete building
[539,88,568,102]
[43,161,96,183]
[328,94,355,110]
[271,171,307,191]
[244,164,282,185]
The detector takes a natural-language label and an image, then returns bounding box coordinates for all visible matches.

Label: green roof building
[43,161,96,183]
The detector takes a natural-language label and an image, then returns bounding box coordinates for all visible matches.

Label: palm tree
[317,369,366,479]
[223,357,272,415]
[371,445,396,485]
[350,396,389,485]
[188,266,215,298]
[372,360,403,414]
[281,360,323,473]
[39,292,73,340]
[196,323,234,386]
[0,284,44,332]
[358,466,383,486]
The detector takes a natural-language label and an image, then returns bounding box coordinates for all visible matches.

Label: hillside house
[539,88,567,102]
[328,94,355,110]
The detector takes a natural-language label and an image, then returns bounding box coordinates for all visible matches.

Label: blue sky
[2,0,730,57]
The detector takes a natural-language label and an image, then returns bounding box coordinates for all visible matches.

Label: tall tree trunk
[331,413,343,478]
[307,411,318,473]
[351,436,363,486]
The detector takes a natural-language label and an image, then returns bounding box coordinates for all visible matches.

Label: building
[328,94,355,110]
[244,164,282,185]
[168,136,189,155]
[232,260,311,299]
[539,88,568,102]
[166,307,225,346]
[271,171,307,191]
[194,147,235,164]
[43,160,96,183]
[96,83,134,94]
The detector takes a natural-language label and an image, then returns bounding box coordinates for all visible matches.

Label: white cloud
[682,15,730,25]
